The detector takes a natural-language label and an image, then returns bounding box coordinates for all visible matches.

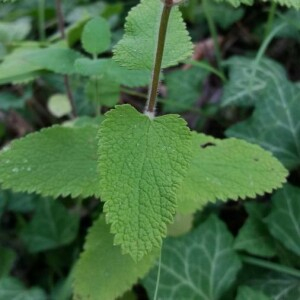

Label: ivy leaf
[221,56,286,107]
[75,58,151,88]
[81,17,111,55]
[265,184,300,256]
[223,57,300,170]
[240,266,300,300]
[0,193,7,219]
[143,215,242,300]
[0,125,100,199]
[163,67,208,113]
[272,10,300,40]
[98,104,192,261]
[113,0,193,70]
[234,203,276,258]
[177,133,288,214]
[73,216,157,300]
[0,277,47,300]
[21,198,79,253]
[0,248,16,278]
[2,191,38,214]
[236,286,271,300]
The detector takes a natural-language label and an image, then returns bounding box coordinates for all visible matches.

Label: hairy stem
[241,255,300,278]
[55,0,77,117]
[38,0,46,42]
[145,1,173,115]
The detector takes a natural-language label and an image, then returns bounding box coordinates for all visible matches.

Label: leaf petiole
[241,255,300,279]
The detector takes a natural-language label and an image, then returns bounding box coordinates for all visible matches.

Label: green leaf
[215,0,300,9]
[0,193,7,219]
[0,277,47,300]
[265,184,300,256]
[21,198,79,253]
[2,191,37,213]
[214,0,253,7]
[47,94,72,118]
[270,0,300,9]
[0,248,16,278]
[206,2,244,30]
[51,271,73,300]
[113,0,193,70]
[239,266,300,300]
[167,213,194,237]
[163,67,208,113]
[272,10,300,41]
[0,89,31,111]
[0,125,100,199]
[234,203,276,258]
[0,18,31,44]
[0,46,82,85]
[73,216,157,300]
[75,58,151,87]
[143,215,242,300]
[236,286,271,300]
[221,56,286,107]
[276,242,300,269]
[223,57,300,170]
[98,104,192,261]
[85,77,120,107]
[63,116,105,128]
[81,17,111,55]
[177,133,288,214]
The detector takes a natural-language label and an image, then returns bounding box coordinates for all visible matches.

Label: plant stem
[38,0,45,42]
[248,23,286,93]
[55,0,65,39]
[185,59,226,82]
[241,255,300,279]
[145,1,172,115]
[92,54,101,116]
[121,87,207,115]
[63,76,76,117]
[202,0,224,74]
[264,2,277,40]
[54,0,77,118]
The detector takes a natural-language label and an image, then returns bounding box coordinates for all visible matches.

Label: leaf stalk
[241,255,300,279]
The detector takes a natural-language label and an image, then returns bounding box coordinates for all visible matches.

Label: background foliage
[0,0,300,299]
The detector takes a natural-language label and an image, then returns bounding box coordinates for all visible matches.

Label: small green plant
[1,0,300,299]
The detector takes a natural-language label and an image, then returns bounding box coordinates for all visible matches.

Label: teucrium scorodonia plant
[0,0,289,299]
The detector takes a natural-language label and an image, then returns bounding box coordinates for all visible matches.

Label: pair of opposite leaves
[0,104,287,261]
